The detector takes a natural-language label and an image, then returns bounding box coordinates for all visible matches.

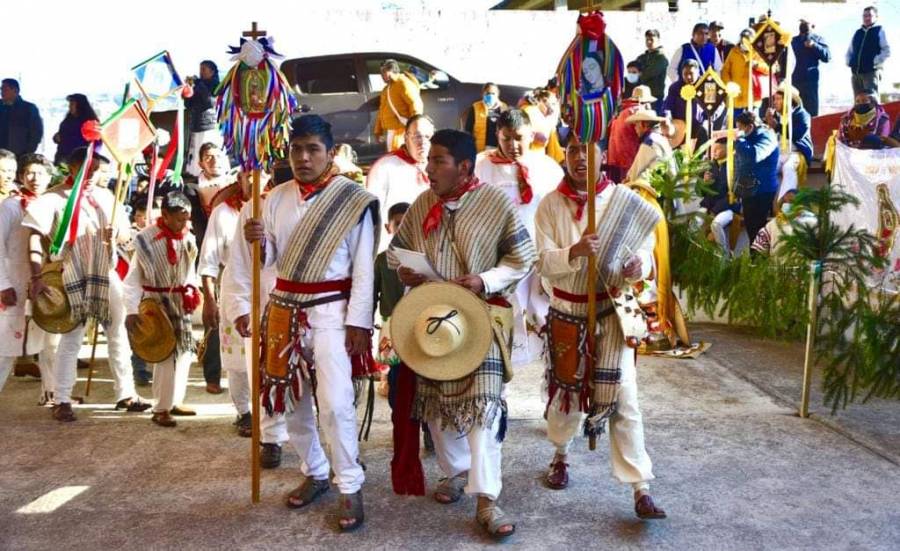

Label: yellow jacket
[374,73,424,137]
[721,47,770,109]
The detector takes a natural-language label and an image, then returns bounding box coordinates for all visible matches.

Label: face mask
[780,202,792,216]
[854,103,874,114]
[483,93,497,106]
[625,73,640,84]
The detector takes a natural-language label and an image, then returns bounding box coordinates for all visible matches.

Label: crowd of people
[0,6,897,541]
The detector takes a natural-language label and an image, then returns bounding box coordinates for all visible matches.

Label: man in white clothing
[199,169,270,436]
[366,114,433,250]
[0,154,57,402]
[240,114,378,532]
[535,134,665,520]
[474,109,562,365]
[25,147,150,422]
[124,191,199,428]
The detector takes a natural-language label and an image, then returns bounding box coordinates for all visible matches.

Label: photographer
[184,60,222,177]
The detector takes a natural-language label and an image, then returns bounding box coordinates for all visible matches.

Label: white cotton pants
[710,210,749,258]
[54,275,136,404]
[0,333,58,397]
[284,327,364,494]
[226,334,251,416]
[428,407,503,501]
[151,352,192,413]
[545,349,654,490]
[777,150,802,201]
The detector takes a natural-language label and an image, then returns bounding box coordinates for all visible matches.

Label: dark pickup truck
[280,52,532,164]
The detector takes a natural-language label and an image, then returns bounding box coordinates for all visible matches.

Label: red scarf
[154,217,188,266]
[13,188,37,210]
[391,146,428,185]
[422,176,482,237]
[224,192,247,213]
[297,163,341,201]
[487,150,532,204]
[556,175,612,222]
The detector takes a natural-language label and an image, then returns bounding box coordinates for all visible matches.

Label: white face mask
[780,202,792,216]
[625,73,640,84]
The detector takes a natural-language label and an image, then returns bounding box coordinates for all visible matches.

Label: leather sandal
[235,412,252,438]
[635,494,667,520]
[545,458,569,490]
[170,405,196,416]
[476,502,516,541]
[52,402,76,422]
[115,398,152,412]
[337,491,365,533]
[285,478,329,509]
[433,474,467,504]
[261,443,282,469]
[151,412,177,427]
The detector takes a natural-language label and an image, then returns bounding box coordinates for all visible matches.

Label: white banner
[830,141,900,289]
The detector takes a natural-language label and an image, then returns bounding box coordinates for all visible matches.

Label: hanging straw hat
[31,267,78,334]
[390,282,493,381]
[629,85,657,104]
[128,298,176,364]
[626,110,666,124]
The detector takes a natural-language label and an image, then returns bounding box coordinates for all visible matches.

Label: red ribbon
[578,12,606,40]
[422,176,482,237]
[154,217,188,266]
[391,146,429,185]
[555,175,612,222]
[487,150,532,204]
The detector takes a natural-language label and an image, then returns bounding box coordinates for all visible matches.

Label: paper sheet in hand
[393,248,442,281]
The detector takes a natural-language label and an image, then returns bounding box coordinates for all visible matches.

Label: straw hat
[629,85,657,104]
[32,268,78,334]
[775,83,803,107]
[626,110,666,124]
[128,299,176,364]
[390,282,493,381]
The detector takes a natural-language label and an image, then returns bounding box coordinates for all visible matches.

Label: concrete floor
[1,325,898,550]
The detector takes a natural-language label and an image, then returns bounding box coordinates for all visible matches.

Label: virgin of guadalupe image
[580,51,606,103]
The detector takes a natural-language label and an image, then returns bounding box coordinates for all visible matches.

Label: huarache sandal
[52,402,76,422]
[433,474,467,504]
[337,491,365,533]
[476,502,516,541]
[115,398,152,412]
[285,478,329,509]
[151,412,177,427]
[635,494,667,520]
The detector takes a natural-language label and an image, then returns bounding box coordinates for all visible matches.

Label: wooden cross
[242,21,267,40]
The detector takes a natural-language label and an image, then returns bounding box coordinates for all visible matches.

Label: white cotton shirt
[23,185,130,244]
[220,200,276,325]
[366,153,429,250]
[0,196,47,356]
[230,181,376,331]
[474,150,564,239]
[198,201,240,279]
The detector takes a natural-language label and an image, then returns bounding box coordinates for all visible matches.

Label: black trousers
[202,328,221,384]
[743,192,776,244]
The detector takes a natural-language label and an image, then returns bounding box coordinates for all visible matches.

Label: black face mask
[799,23,810,34]
[854,103,874,114]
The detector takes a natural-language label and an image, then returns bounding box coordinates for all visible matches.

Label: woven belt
[552,287,614,304]
[275,278,352,294]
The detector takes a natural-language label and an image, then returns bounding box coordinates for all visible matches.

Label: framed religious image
[694,68,726,114]
[751,20,789,67]
[100,99,157,165]
[579,50,606,104]
[239,67,268,115]
[131,51,184,111]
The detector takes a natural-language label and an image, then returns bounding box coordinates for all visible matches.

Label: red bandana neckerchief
[556,174,612,222]
[154,216,188,266]
[297,163,341,201]
[224,192,247,213]
[422,176,482,237]
[13,188,37,210]
[487,150,532,204]
[391,146,429,185]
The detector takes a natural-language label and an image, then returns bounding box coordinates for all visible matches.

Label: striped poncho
[130,223,199,355]
[389,183,536,434]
